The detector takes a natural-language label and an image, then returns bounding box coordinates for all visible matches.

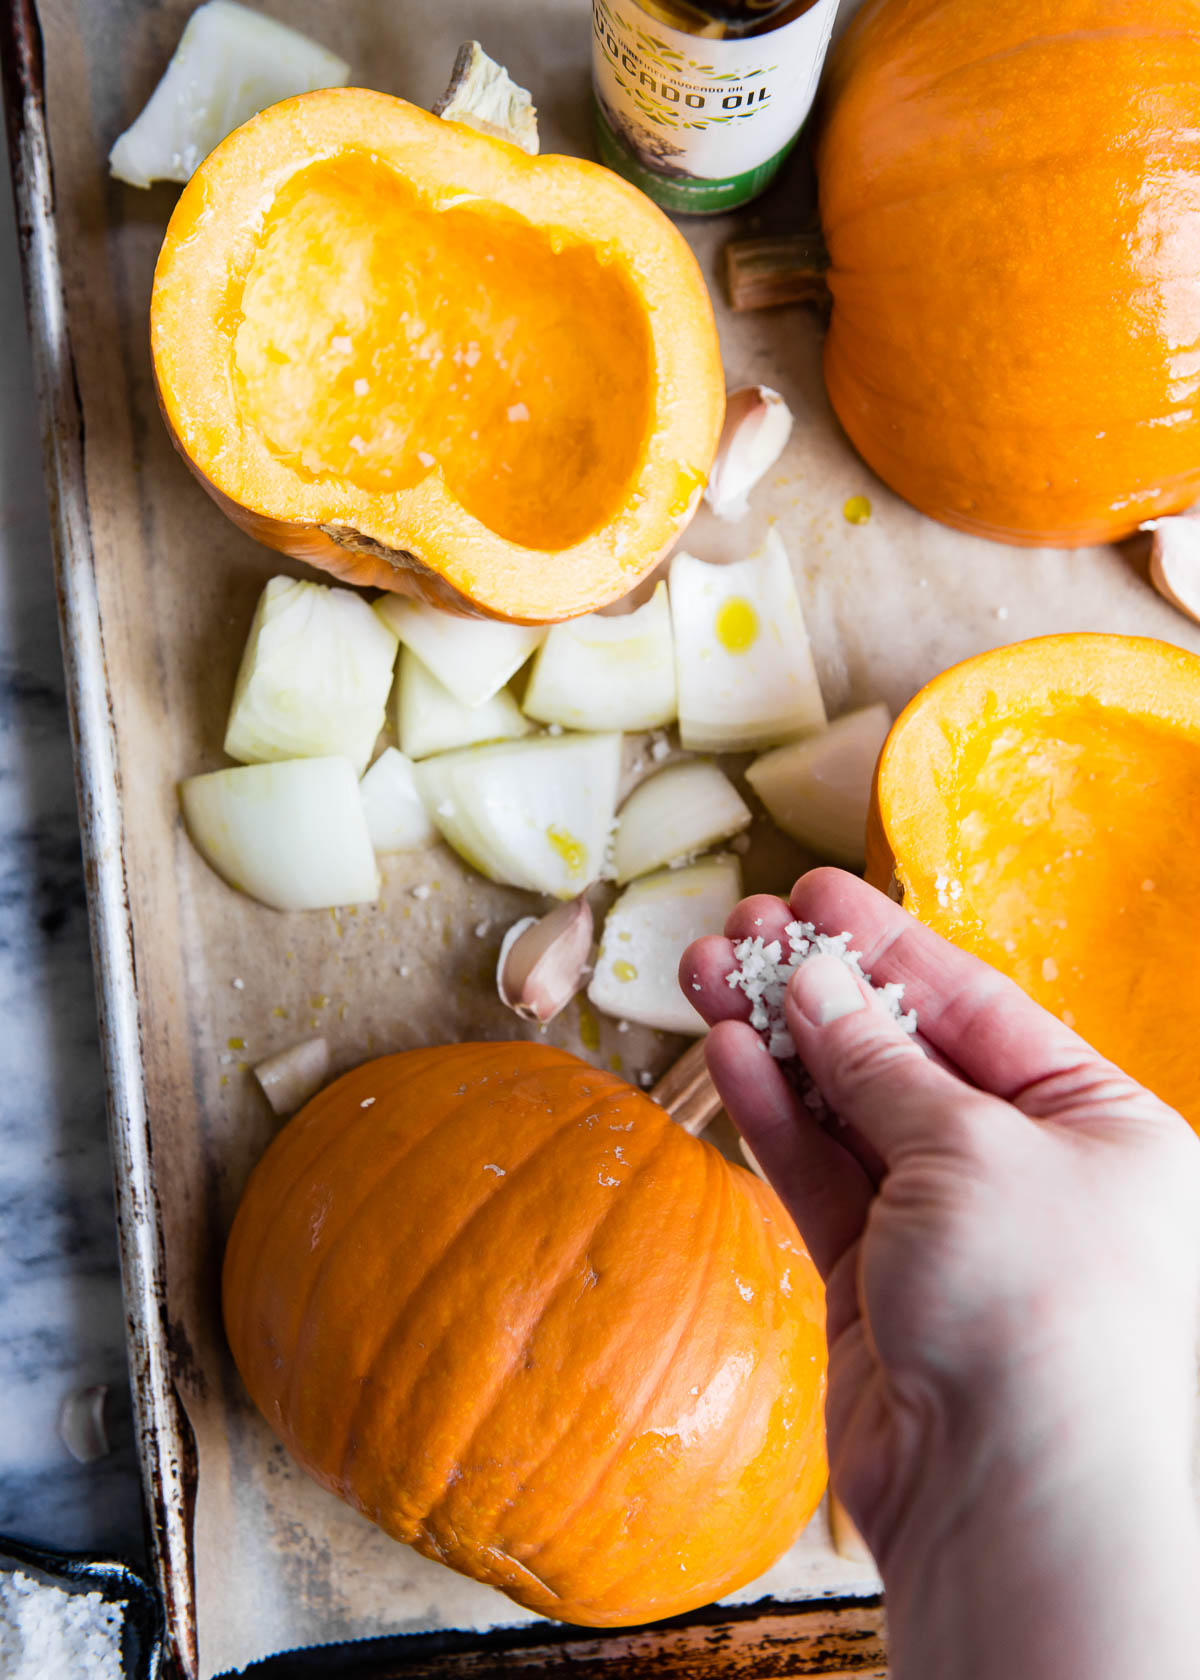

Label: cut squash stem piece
[180,757,380,910]
[522,581,677,732]
[747,703,891,868]
[376,597,543,710]
[613,760,750,883]
[109,0,349,188]
[413,733,622,898]
[396,648,531,760]
[670,530,827,753]
[589,856,742,1034]
[359,748,435,852]
[225,575,398,776]
[434,41,539,154]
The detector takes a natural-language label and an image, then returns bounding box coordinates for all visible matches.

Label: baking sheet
[13,0,1200,1673]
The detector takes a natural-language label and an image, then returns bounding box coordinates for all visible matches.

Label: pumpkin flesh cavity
[233,154,654,552]
[152,89,724,620]
[870,637,1200,1126]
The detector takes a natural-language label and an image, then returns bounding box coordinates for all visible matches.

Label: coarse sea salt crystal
[726,920,917,1066]
[0,1570,124,1680]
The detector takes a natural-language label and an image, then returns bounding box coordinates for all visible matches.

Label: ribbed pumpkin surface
[222,1042,827,1626]
[818,0,1200,546]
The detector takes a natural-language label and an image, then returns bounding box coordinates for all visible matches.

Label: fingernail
[790,954,867,1026]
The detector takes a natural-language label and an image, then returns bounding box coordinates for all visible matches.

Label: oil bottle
[591,0,840,213]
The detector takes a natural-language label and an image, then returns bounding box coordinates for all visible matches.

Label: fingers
[789,869,1120,1110]
[705,1021,873,1279]
[680,895,794,1028]
[784,952,1004,1166]
[680,936,753,1027]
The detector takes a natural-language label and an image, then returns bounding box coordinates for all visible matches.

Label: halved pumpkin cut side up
[867,635,1200,1129]
[150,87,724,623]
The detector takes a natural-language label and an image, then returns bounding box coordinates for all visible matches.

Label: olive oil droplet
[715,596,759,654]
[547,825,586,876]
[613,959,639,983]
[843,494,872,525]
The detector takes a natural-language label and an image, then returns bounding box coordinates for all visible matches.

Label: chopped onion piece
[746,703,891,867]
[58,1385,110,1464]
[224,576,398,777]
[670,531,827,752]
[359,748,435,852]
[254,1036,331,1116]
[830,1495,875,1566]
[588,855,741,1034]
[497,898,593,1022]
[374,596,544,709]
[109,1,349,188]
[413,732,622,898]
[613,760,751,883]
[180,757,380,910]
[739,1136,768,1182]
[397,648,531,760]
[522,582,676,731]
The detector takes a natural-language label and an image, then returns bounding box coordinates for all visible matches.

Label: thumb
[785,953,1001,1166]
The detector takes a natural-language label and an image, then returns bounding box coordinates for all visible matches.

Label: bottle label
[591,0,839,213]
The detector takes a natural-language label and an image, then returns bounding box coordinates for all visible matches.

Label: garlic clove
[254,1036,331,1116]
[704,385,794,522]
[497,898,593,1024]
[1149,515,1200,625]
[58,1384,110,1463]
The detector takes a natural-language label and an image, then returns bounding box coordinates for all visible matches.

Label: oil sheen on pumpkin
[151,89,724,621]
[817,0,1200,546]
[222,1043,828,1626]
[867,636,1200,1127]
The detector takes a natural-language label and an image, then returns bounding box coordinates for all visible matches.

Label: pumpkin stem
[651,1039,723,1136]
[433,42,540,155]
[724,229,831,313]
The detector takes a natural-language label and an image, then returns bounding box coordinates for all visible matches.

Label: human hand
[682,868,1200,1680]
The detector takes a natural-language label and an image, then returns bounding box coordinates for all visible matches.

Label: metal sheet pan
[8,0,1195,1671]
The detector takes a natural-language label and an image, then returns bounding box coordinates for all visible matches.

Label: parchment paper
[31,0,1200,1673]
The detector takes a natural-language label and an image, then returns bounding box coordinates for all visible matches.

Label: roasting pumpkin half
[817,0,1200,546]
[866,635,1200,1127]
[222,1042,828,1626]
[151,88,724,622]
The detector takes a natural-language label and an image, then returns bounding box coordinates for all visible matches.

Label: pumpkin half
[222,1042,827,1626]
[150,88,724,623]
[866,634,1200,1127]
[817,0,1200,546]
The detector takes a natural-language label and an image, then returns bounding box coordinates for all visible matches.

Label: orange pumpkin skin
[222,1043,827,1626]
[150,89,724,624]
[867,634,1200,1128]
[817,0,1200,547]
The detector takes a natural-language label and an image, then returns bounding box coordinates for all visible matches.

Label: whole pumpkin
[222,1042,828,1626]
[817,0,1200,546]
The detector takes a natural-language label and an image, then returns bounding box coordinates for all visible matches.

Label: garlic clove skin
[497,898,593,1024]
[58,1384,110,1464]
[704,385,794,522]
[1149,515,1200,626]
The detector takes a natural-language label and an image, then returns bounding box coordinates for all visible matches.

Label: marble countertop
[0,161,145,1563]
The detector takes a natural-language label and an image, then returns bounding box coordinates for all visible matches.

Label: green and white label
[591,0,839,211]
